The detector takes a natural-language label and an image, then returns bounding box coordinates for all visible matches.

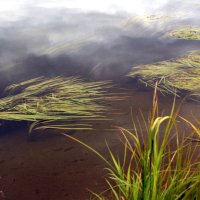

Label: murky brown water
[0,85,199,200]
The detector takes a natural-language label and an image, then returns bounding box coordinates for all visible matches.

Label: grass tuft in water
[62,89,200,200]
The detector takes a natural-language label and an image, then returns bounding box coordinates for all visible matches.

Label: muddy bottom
[0,86,200,200]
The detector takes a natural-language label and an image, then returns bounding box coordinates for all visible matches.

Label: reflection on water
[0,2,200,200]
[0,1,200,89]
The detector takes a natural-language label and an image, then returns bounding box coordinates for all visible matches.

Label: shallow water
[0,87,200,200]
[0,1,200,199]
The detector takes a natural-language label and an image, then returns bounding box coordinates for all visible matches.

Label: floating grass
[0,76,120,132]
[169,27,200,40]
[128,51,200,99]
[128,26,200,98]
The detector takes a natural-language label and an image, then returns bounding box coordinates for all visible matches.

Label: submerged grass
[128,51,200,99]
[62,89,200,200]
[0,76,121,133]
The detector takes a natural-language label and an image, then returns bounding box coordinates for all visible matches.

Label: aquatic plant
[62,89,200,200]
[128,51,200,99]
[0,76,119,133]
[128,26,200,99]
[169,27,200,40]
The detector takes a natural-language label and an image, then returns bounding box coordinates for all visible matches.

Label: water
[0,1,200,200]
[0,0,200,88]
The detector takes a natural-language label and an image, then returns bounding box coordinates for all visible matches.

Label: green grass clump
[0,76,119,132]
[62,89,200,200]
[169,27,200,40]
[128,51,200,99]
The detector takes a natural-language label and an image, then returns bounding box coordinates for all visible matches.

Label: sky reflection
[0,0,199,88]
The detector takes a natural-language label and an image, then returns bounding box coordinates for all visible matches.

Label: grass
[61,88,200,200]
[169,27,200,40]
[0,76,122,134]
[128,26,200,99]
[128,51,200,99]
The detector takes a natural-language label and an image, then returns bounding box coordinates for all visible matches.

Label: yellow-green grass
[128,26,200,98]
[0,76,121,133]
[169,27,200,40]
[62,90,200,200]
[128,51,200,99]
